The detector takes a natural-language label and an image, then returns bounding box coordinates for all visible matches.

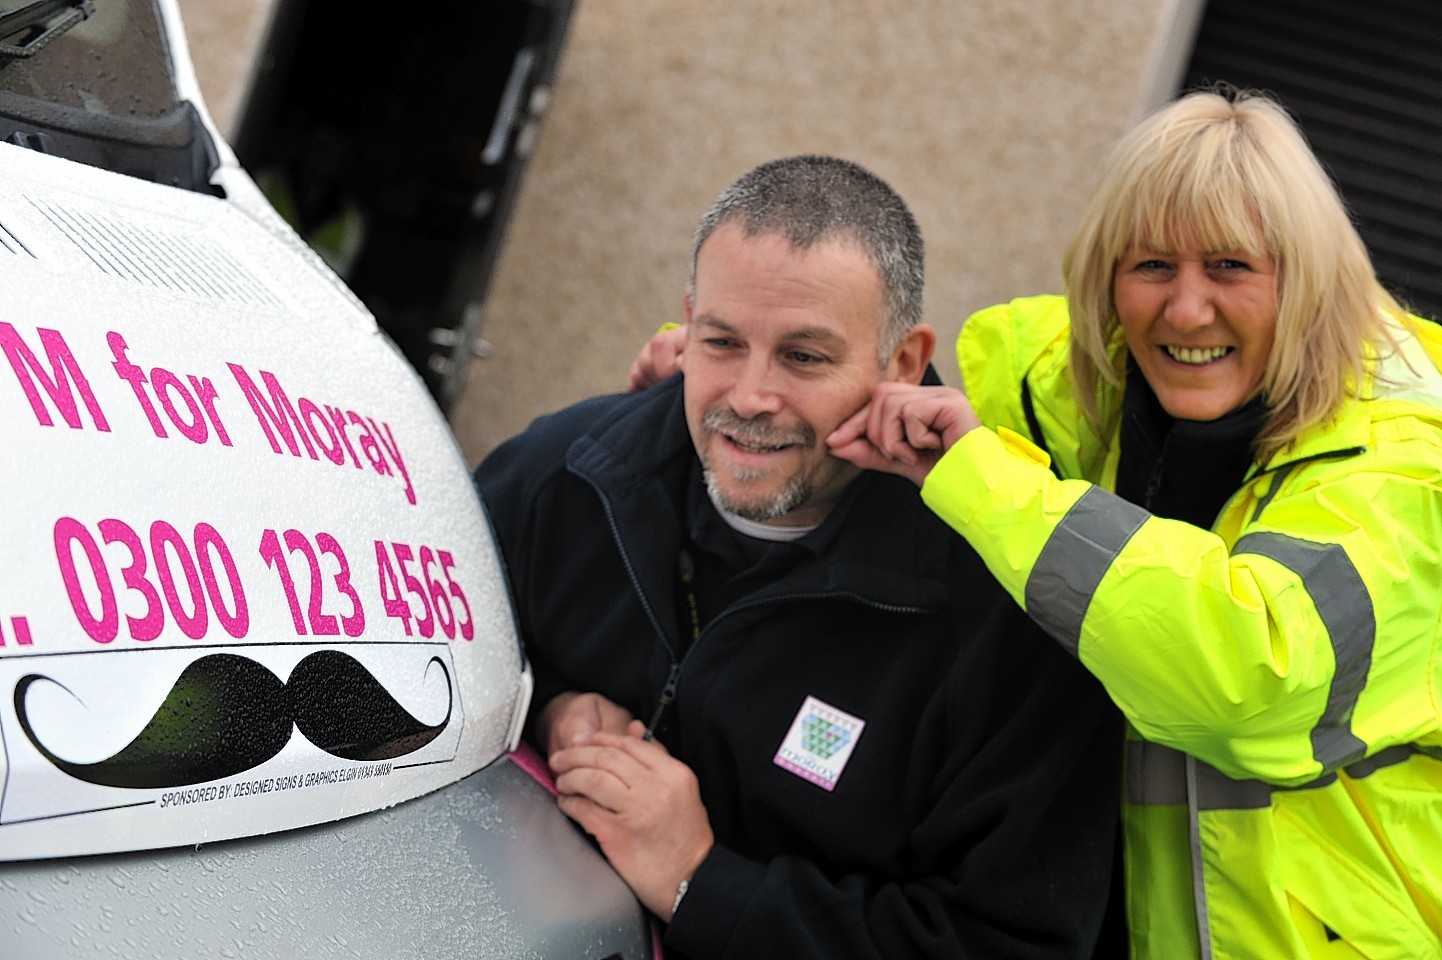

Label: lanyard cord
[679,547,701,646]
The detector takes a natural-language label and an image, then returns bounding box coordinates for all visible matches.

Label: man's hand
[537,692,636,757]
[549,721,714,921]
[626,324,687,391]
[827,382,982,487]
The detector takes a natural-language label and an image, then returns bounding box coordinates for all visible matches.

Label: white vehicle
[0,1,649,956]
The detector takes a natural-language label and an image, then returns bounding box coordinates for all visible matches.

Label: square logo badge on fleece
[773,695,865,791]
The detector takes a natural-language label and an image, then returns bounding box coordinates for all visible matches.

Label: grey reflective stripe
[1133,743,1429,810]
[1232,532,1374,772]
[1130,743,1284,812]
[1195,760,1280,811]
[1025,487,1149,655]
[1161,738,1431,960]
[1185,756,1214,960]
[1346,742,1430,779]
[1194,744,1435,806]
[1127,739,1188,805]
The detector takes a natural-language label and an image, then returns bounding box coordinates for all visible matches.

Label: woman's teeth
[1165,345,1230,365]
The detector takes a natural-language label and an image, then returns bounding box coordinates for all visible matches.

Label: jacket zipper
[578,466,932,742]
[1142,430,1172,509]
[642,662,683,741]
[1221,444,1368,526]
[578,471,692,743]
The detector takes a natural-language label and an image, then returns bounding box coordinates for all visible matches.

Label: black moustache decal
[289,650,452,762]
[14,654,291,789]
[14,651,452,790]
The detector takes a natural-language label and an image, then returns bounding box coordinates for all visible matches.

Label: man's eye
[787,351,824,365]
[704,338,736,349]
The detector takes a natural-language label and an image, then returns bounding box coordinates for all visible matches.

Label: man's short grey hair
[689,155,925,362]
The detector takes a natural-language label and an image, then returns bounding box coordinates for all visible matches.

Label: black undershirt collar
[679,459,866,641]
[1113,358,1269,528]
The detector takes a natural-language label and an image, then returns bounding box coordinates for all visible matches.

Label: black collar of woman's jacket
[562,374,951,617]
[1115,356,1270,528]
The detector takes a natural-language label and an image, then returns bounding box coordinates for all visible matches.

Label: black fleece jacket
[474,376,1119,960]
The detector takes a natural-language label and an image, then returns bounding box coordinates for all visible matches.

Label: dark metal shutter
[1183,0,1442,322]
[232,0,579,410]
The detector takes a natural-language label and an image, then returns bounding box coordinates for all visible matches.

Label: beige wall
[178,0,1202,467]
[175,0,277,136]
[445,0,1204,466]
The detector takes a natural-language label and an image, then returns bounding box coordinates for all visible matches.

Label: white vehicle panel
[0,142,526,862]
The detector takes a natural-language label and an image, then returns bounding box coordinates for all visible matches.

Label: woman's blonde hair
[1062,88,1402,460]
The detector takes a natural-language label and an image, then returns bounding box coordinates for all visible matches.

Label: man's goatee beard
[699,408,815,522]
[702,464,810,523]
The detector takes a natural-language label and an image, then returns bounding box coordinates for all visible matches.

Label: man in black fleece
[474,155,1118,959]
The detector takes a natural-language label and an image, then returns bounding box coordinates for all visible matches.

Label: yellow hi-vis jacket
[924,294,1442,960]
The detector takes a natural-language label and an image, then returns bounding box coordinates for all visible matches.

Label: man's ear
[887,323,938,385]
[683,288,695,325]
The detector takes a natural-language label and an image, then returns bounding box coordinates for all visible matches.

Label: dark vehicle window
[1,0,177,115]
[233,0,580,407]
[0,0,218,191]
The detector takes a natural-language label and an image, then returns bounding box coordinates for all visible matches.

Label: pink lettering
[299,398,345,465]
[55,516,250,644]
[108,331,166,437]
[1,322,110,431]
[349,413,391,474]
[228,363,319,460]
[227,362,416,505]
[190,375,233,446]
[109,332,233,445]
[326,403,363,468]
[153,368,206,443]
[0,617,34,646]
[370,417,415,505]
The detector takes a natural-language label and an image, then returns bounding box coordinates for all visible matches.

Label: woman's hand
[828,382,982,487]
[627,324,688,391]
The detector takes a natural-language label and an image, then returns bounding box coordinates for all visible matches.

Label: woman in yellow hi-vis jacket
[830,90,1442,959]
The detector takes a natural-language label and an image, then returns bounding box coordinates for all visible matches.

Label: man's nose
[728,357,784,419]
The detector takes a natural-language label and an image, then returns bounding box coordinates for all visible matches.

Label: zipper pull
[642,662,682,741]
